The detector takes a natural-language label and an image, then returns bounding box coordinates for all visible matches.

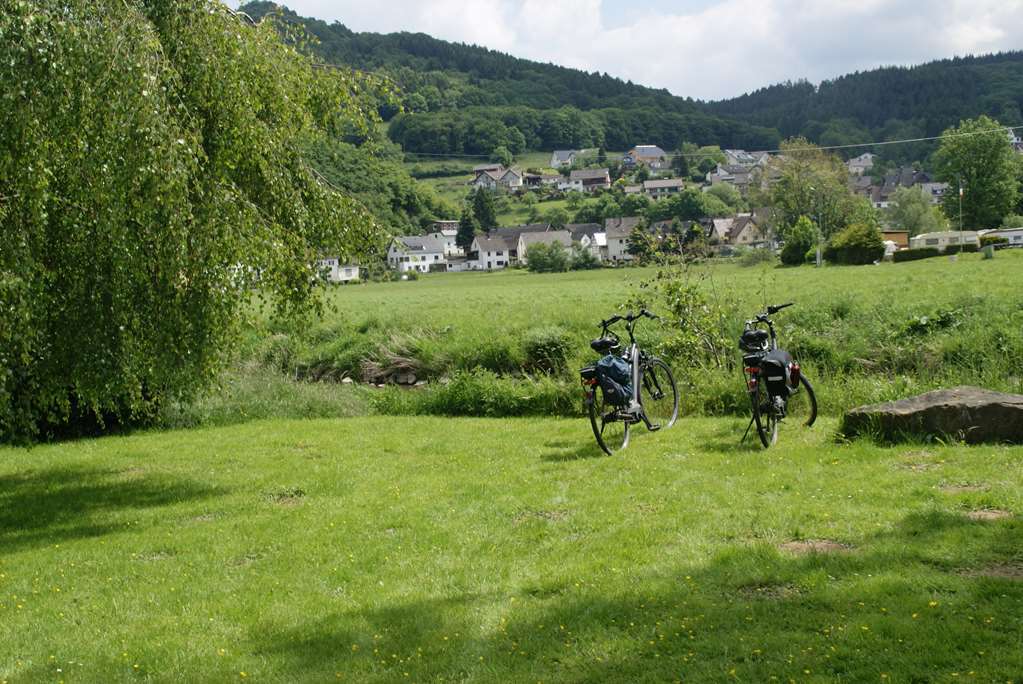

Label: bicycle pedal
[648,423,662,432]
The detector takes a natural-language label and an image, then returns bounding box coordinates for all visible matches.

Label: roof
[473,235,512,252]
[395,235,446,253]
[519,230,572,250]
[551,150,576,162]
[604,216,642,239]
[565,223,602,242]
[630,145,667,158]
[473,163,503,173]
[484,224,552,249]
[570,168,609,181]
[643,178,685,190]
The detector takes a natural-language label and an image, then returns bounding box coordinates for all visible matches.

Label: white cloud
[234,0,1023,100]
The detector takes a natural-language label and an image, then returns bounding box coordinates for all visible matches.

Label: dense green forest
[241,2,1023,165]
[708,54,1023,153]
[238,1,780,153]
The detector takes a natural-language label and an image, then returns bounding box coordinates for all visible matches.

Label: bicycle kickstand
[740,415,755,443]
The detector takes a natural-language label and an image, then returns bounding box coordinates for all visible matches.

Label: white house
[388,235,447,273]
[846,153,876,176]
[566,168,611,193]
[425,228,463,257]
[317,259,360,283]
[623,145,667,169]
[550,150,577,168]
[909,231,979,251]
[468,235,512,270]
[643,178,685,199]
[603,217,640,263]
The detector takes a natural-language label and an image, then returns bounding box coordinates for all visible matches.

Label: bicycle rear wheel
[640,357,679,429]
[588,391,630,455]
[751,380,778,448]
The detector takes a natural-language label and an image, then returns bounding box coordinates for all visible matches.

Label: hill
[708,52,1023,162]
[238,1,781,154]
[241,3,1023,163]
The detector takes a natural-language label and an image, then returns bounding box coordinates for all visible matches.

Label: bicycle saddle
[739,329,769,351]
[590,336,620,353]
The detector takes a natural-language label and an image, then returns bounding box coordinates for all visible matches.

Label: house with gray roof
[643,177,685,199]
[566,168,611,193]
[518,230,573,265]
[550,150,577,168]
[623,145,668,169]
[387,235,448,273]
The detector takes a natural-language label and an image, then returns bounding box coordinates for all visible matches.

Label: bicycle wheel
[588,391,630,455]
[751,380,778,448]
[786,374,818,427]
[640,357,679,429]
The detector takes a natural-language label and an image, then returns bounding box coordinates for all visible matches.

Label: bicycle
[580,309,679,455]
[739,302,817,448]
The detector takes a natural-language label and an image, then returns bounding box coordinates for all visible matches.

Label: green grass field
[246,250,1023,424]
[3,416,1022,681]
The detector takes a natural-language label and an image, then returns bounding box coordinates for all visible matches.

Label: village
[323,133,1023,281]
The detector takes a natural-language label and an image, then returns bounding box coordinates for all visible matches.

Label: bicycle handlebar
[766,302,794,315]
[599,309,660,329]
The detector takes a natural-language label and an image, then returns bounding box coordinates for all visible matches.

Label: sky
[230,0,1023,100]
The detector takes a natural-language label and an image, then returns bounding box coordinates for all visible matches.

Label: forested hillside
[241,2,1023,163]
[238,1,780,153]
[707,53,1023,161]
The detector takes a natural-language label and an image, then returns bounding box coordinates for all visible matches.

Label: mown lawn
[3,416,1022,681]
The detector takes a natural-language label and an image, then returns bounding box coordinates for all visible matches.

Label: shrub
[370,370,579,417]
[526,243,570,273]
[980,235,1010,248]
[893,247,941,262]
[824,223,885,265]
[570,247,602,270]
[780,216,818,266]
[738,248,777,267]
[944,244,979,255]
[522,326,572,373]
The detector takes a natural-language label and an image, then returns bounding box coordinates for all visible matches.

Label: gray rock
[843,386,1023,443]
[341,377,354,385]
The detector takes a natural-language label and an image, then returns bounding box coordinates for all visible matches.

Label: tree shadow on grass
[0,466,226,553]
[540,438,607,462]
[251,510,1023,681]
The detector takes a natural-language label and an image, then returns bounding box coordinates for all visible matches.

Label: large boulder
[843,386,1023,443]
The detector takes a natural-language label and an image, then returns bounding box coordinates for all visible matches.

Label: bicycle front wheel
[640,357,679,429]
[786,374,818,427]
[588,391,630,455]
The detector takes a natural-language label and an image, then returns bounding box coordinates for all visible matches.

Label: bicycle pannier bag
[760,349,794,397]
[596,354,633,407]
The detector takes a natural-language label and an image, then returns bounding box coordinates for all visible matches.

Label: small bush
[981,235,1009,248]
[523,326,572,373]
[780,216,818,266]
[893,247,941,262]
[370,370,579,417]
[738,248,776,267]
[824,223,885,265]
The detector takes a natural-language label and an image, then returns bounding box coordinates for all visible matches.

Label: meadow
[218,250,1023,429]
[3,415,1022,681]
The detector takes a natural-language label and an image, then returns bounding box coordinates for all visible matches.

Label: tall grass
[205,251,1023,423]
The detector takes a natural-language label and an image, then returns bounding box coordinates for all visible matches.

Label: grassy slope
[2,416,1022,681]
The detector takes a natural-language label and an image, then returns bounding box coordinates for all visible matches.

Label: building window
[925,239,939,245]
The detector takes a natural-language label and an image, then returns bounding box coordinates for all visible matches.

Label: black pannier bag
[596,354,632,407]
[760,349,795,397]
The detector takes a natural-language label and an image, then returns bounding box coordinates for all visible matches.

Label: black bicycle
[739,303,817,447]
[580,310,679,455]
